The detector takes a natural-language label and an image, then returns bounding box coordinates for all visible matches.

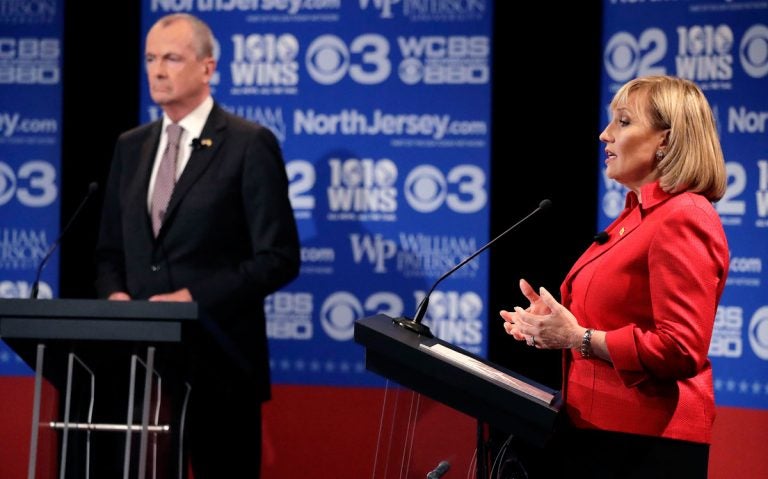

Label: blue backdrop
[599,0,768,409]
[140,1,494,387]
[0,0,62,374]
[2,2,764,413]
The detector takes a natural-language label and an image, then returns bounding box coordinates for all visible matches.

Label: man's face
[144,20,213,115]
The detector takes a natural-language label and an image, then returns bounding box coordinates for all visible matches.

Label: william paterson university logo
[359,0,486,21]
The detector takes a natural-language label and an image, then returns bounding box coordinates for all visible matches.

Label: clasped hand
[500,279,581,350]
[108,288,193,302]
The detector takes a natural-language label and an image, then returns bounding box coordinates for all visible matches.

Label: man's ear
[203,57,216,81]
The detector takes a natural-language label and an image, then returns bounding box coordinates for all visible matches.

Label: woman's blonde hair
[611,76,726,201]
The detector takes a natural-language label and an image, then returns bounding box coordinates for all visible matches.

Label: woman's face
[599,92,668,194]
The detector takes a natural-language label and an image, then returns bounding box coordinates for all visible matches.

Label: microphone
[426,460,450,479]
[393,199,552,337]
[593,231,610,244]
[29,182,98,299]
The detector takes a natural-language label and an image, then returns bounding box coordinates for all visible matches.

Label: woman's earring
[655,150,665,160]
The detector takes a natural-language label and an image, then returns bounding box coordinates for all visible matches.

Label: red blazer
[560,181,728,444]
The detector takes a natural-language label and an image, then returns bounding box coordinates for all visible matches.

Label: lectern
[0,298,197,479]
[354,314,561,448]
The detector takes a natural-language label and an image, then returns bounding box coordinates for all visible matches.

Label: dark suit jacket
[95,103,300,401]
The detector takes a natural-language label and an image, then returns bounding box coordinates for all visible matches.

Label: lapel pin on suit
[190,137,213,150]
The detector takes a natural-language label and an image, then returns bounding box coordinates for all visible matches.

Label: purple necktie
[151,123,183,236]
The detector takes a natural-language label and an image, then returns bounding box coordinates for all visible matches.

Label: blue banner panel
[600,0,768,409]
[141,0,493,387]
[0,0,63,375]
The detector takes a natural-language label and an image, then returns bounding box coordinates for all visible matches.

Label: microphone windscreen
[593,231,610,244]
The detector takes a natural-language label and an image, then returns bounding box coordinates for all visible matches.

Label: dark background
[57,3,603,389]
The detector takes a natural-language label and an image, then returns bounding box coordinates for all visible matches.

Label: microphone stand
[393,199,552,337]
[30,182,98,299]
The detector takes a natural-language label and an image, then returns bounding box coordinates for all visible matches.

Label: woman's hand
[500,280,584,350]
[500,279,549,342]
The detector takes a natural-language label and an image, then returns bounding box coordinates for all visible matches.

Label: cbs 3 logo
[0,160,57,207]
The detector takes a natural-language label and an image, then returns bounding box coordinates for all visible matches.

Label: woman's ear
[660,128,670,148]
[655,129,670,157]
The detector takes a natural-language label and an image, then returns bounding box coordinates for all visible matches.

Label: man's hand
[149,288,193,302]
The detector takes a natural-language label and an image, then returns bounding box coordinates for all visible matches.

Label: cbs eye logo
[0,160,57,207]
[305,34,391,85]
[740,24,768,78]
[749,306,768,360]
[319,291,403,340]
[404,164,487,214]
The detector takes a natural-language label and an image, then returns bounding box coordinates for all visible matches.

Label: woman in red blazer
[501,76,728,477]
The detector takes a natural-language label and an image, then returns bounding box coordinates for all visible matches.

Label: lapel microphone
[593,231,610,244]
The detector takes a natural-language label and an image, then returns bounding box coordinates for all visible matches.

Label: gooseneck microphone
[593,230,610,244]
[29,182,98,299]
[393,199,552,337]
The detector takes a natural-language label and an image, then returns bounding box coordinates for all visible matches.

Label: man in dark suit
[94,13,300,478]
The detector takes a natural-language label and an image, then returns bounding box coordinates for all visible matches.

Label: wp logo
[349,233,397,273]
[359,0,400,19]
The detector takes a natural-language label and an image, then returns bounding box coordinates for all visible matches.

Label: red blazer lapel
[562,205,644,299]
